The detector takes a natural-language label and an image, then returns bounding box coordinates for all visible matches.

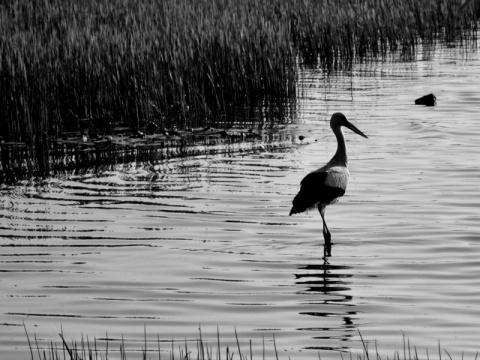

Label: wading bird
[289,112,368,256]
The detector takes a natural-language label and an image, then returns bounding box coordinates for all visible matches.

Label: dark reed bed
[0,0,478,171]
[0,0,299,144]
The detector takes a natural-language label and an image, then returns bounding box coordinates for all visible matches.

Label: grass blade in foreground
[24,325,480,360]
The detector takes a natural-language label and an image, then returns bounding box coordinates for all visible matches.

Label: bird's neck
[330,127,348,167]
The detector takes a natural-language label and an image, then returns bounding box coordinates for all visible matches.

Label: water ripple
[2,41,480,360]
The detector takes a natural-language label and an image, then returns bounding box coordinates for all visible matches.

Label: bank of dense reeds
[0,0,478,145]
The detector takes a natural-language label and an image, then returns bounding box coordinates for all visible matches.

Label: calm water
[1,41,480,359]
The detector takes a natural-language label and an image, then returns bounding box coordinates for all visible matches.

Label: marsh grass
[24,325,479,360]
[0,0,478,145]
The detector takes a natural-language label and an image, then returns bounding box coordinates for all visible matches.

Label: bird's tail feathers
[289,205,303,216]
[289,191,316,216]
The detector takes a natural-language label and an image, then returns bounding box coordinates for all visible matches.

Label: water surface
[1,41,480,359]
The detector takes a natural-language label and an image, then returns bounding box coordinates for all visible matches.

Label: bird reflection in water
[294,257,357,352]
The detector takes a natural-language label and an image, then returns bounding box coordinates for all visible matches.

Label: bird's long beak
[345,121,368,139]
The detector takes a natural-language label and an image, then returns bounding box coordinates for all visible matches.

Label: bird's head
[330,112,368,139]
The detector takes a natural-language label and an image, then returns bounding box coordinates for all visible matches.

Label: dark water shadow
[294,257,357,352]
[0,92,300,185]
[0,125,300,185]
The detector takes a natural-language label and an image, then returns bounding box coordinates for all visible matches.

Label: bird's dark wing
[289,171,346,215]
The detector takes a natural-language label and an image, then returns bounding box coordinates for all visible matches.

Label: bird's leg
[318,205,331,241]
[318,205,332,257]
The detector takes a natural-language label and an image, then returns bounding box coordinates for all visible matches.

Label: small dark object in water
[146,121,158,134]
[220,130,229,138]
[299,135,305,141]
[415,93,436,106]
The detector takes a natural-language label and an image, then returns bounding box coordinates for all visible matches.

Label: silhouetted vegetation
[25,326,477,360]
[0,0,478,177]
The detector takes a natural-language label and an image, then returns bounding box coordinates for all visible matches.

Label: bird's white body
[320,166,349,204]
[289,112,368,256]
